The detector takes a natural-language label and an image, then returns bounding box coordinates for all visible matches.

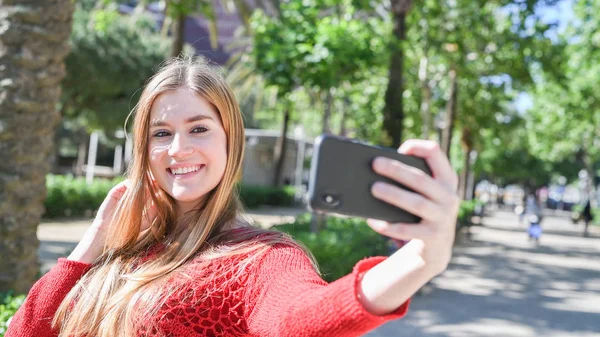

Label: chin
[169,184,215,203]
[171,191,207,203]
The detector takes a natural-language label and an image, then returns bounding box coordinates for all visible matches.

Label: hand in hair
[67,179,158,264]
[358,140,460,315]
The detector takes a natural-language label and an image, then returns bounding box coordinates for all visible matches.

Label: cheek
[148,144,169,172]
[213,136,228,169]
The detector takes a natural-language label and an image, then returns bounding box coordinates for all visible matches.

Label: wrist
[67,226,105,264]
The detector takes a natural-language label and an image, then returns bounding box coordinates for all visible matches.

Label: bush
[457,199,484,228]
[43,175,297,218]
[276,215,389,282]
[44,175,124,218]
[0,292,25,337]
[457,200,476,224]
[238,185,296,209]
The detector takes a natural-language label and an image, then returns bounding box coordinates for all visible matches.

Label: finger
[372,157,454,203]
[398,140,458,191]
[108,179,130,201]
[367,219,435,241]
[371,181,439,220]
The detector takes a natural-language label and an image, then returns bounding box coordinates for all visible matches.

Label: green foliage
[237,185,297,209]
[44,175,125,218]
[276,215,389,282]
[526,1,600,191]
[61,3,170,134]
[250,0,385,93]
[457,199,481,225]
[43,175,297,218]
[0,292,25,337]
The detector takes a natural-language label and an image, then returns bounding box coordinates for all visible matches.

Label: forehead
[149,88,220,123]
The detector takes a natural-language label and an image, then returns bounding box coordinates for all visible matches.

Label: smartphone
[308,134,432,223]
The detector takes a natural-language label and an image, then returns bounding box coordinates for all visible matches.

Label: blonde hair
[53,56,312,336]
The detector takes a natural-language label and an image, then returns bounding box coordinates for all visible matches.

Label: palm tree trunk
[0,0,75,293]
[382,0,413,147]
[441,68,458,157]
[273,99,292,186]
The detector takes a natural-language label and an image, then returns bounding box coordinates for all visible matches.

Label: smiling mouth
[167,165,205,177]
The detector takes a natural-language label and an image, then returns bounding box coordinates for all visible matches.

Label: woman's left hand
[367,139,460,275]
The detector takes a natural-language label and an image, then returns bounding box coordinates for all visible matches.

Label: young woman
[7,57,460,337]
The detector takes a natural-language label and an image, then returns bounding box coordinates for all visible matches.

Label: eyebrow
[150,114,214,128]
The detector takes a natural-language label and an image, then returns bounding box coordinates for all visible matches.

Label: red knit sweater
[6,245,409,337]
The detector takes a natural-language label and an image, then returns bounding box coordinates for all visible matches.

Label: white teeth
[170,166,201,175]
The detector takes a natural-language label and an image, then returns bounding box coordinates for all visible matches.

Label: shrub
[44,175,124,218]
[238,185,296,209]
[276,214,389,282]
[456,199,484,228]
[0,292,25,337]
[43,175,297,218]
[457,200,477,224]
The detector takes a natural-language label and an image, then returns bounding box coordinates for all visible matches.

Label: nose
[167,133,193,158]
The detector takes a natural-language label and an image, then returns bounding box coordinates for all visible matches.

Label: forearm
[67,225,104,264]
[358,244,439,316]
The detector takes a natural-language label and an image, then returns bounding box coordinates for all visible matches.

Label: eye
[192,126,208,133]
[152,130,171,138]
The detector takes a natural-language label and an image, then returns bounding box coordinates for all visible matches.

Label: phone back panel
[308,135,432,223]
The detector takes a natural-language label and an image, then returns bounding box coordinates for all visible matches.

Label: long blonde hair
[53,56,311,336]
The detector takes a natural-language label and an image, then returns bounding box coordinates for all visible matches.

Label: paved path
[366,210,600,337]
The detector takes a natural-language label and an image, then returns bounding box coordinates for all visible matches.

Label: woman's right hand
[68,179,158,264]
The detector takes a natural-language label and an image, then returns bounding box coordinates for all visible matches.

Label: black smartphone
[308,134,432,223]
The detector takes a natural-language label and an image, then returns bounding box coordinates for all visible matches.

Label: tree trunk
[75,133,88,177]
[170,12,186,58]
[273,100,291,186]
[459,128,473,200]
[582,151,597,207]
[382,0,412,147]
[0,0,75,293]
[339,96,350,137]
[322,88,334,134]
[419,56,433,139]
[441,68,458,157]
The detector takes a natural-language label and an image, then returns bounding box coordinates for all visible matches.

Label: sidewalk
[366,210,600,337]
[37,206,307,273]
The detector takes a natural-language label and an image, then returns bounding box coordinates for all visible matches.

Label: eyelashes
[152,126,208,138]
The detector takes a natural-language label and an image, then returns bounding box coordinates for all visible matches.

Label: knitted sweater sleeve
[244,245,410,337]
[6,258,91,337]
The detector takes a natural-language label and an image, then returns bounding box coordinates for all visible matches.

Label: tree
[247,0,387,185]
[0,1,75,293]
[528,0,600,212]
[152,0,277,57]
[381,0,412,147]
[249,1,317,185]
[403,0,558,198]
[61,4,170,131]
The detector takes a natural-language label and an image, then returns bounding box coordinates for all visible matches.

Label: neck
[176,195,208,218]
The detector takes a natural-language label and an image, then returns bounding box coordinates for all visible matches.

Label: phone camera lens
[321,193,340,208]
